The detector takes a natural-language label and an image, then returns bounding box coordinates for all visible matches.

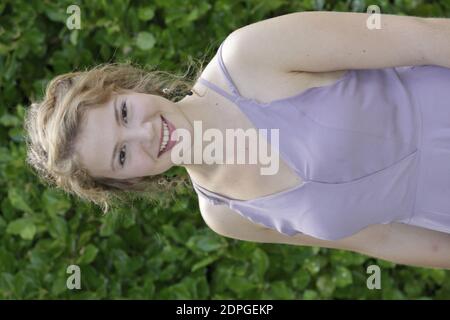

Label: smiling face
[74,90,190,180]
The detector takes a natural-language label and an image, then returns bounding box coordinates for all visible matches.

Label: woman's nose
[125,120,156,148]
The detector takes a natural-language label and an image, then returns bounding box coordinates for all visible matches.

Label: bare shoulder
[198,33,295,100]
[198,34,347,105]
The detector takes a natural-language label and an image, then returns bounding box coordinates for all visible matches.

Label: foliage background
[1,0,449,299]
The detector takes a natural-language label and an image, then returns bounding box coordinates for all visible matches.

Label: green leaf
[251,248,269,279]
[316,275,336,297]
[0,249,16,273]
[304,258,321,275]
[6,218,37,240]
[376,259,397,269]
[333,266,353,288]
[0,147,12,163]
[428,269,447,285]
[303,289,318,300]
[78,230,95,247]
[99,212,117,237]
[8,127,25,142]
[77,244,99,265]
[404,281,424,297]
[135,32,155,50]
[8,188,33,213]
[120,211,136,229]
[138,7,155,21]
[226,276,256,294]
[111,249,131,276]
[330,250,367,266]
[48,216,68,240]
[0,273,15,298]
[45,7,67,22]
[0,113,20,127]
[191,255,219,272]
[160,244,187,263]
[186,233,227,253]
[42,189,71,216]
[291,269,310,290]
[270,281,295,299]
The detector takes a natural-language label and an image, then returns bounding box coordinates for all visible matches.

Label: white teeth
[159,119,170,153]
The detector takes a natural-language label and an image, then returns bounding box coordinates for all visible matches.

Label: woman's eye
[119,145,126,167]
[118,100,128,167]
[121,101,128,123]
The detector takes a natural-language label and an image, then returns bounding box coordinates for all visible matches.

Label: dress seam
[406,90,424,224]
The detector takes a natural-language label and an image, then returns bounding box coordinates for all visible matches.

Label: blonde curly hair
[23,60,207,214]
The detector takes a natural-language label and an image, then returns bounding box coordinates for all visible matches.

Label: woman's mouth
[157,115,177,158]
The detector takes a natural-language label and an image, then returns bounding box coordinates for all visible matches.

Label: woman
[24,11,450,269]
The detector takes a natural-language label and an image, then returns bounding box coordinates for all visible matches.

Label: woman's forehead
[75,105,116,176]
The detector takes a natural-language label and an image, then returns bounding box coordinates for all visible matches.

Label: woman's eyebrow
[111,96,120,172]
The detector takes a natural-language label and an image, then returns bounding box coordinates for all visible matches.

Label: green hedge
[0,0,449,299]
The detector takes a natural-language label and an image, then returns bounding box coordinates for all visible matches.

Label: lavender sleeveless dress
[189,41,450,241]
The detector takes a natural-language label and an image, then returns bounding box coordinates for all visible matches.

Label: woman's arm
[419,17,450,69]
[263,222,450,270]
[351,222,450,270]
[227,11,446,73]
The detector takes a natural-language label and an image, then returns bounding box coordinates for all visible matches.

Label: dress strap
[197,40,244,103]
[190,177,231,206]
